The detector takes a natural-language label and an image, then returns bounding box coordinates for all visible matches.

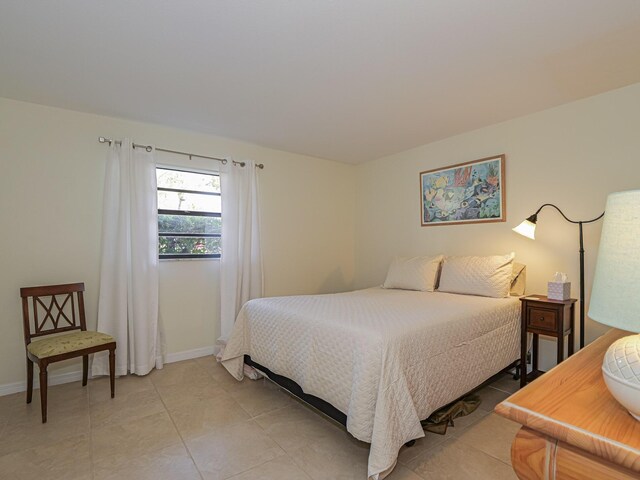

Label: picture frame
[420,154,506,226]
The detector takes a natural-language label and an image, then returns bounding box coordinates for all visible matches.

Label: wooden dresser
[495,329,640,480]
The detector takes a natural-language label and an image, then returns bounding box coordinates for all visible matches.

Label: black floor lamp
[512,204,604,349]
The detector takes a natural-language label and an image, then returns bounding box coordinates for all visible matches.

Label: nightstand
[519,295,577,388]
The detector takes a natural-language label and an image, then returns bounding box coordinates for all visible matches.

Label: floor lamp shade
[512,218,536,239]
[588,189,640,421]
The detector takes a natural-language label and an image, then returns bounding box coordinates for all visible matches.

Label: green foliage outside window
[158,215,221,234]
[157,168,222,258]
[159,236,221,255]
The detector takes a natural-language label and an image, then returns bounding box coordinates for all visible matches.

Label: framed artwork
[420,154,506,226]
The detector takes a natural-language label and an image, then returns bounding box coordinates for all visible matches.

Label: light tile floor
[0,357,521,479]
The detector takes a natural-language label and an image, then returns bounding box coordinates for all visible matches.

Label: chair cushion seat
[27,331,114,358]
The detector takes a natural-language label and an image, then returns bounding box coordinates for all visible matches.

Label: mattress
[221,287,521,479]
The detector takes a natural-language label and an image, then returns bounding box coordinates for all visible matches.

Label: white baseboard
[0,345,218,397]
[0,370,85,397]
[163,345,218,363]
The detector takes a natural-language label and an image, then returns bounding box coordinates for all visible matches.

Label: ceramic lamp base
[601,334,640,421]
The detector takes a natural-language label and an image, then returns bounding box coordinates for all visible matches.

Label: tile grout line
[408,438,513,478]
[203,362,293,479]
[220,449,291,480]
[247,391,371,480]
[152,361,207,480]
[250,419,315,480]
[198,358,265,422]
[250,414,304,471]
[86,384,96,480]
[213,365,314,480]
[450,412,517,469]
[278,453,315,480]
[459,442,516,474]
[397,434,449,466]
[219,372,292,420]
[402,460,430,480]
[487,383,520,395]
[187,359,300,480]
[162,358,288,479]
[466,441,515,470]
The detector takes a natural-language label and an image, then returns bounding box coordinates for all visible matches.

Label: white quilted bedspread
[221,288,521,479]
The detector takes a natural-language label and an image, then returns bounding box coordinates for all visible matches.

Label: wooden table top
[495,328,640,472]
[520,294,577,305]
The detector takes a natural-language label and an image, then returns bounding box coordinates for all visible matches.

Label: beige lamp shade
[588,189,640,333]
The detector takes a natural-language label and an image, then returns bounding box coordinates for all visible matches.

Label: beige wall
[354,82,640,370]
[0,97,356,388]
[2,81,638,388]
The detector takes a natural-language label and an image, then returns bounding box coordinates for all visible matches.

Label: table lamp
[588,189,640,421]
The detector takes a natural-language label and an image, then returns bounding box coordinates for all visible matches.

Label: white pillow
[438,253,515,298]
[382,255,444,292]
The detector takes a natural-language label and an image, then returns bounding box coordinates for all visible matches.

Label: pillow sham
[382,255,444,292]
[438,253,515,298]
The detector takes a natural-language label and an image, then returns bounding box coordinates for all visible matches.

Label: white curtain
[219,159,263,344]
[92,139,163,377]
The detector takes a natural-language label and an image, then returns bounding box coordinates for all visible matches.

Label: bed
[221,286,522,479]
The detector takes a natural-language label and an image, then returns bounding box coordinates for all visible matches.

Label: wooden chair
[20,282,116,423]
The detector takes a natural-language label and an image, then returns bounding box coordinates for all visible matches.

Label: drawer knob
[540,317,545,321]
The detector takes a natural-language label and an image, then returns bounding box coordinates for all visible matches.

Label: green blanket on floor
[421,394,481,435]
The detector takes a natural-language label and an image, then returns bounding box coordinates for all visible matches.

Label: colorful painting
[420,155,506,226]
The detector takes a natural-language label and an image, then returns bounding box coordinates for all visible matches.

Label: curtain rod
[97,137,264,169]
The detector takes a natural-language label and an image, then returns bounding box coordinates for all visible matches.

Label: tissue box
[548,281,571,301]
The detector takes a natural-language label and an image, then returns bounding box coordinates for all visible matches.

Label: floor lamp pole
[578,221,585,349]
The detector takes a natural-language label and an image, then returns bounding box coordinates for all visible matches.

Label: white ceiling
[1,1,640,164]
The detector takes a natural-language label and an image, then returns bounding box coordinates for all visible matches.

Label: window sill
[159,257,220,262]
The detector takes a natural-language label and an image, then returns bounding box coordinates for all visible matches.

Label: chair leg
[39,364,48,423]
[26,358,34,404]
[108,348,115,398]
[82,355,88,387]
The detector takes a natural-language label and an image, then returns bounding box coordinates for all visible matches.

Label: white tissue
[553,271,568,283]
[548,272,571,300]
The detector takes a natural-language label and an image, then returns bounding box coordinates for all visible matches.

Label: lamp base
[601,334,640,421]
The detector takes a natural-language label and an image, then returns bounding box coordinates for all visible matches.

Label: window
[156,167,221,259]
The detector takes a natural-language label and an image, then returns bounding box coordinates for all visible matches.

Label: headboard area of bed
[510,262,526,296]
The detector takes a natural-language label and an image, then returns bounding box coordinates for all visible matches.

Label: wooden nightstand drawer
[527,307,558,331]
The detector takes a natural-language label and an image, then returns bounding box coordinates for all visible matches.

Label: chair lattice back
[20,283,87,344]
